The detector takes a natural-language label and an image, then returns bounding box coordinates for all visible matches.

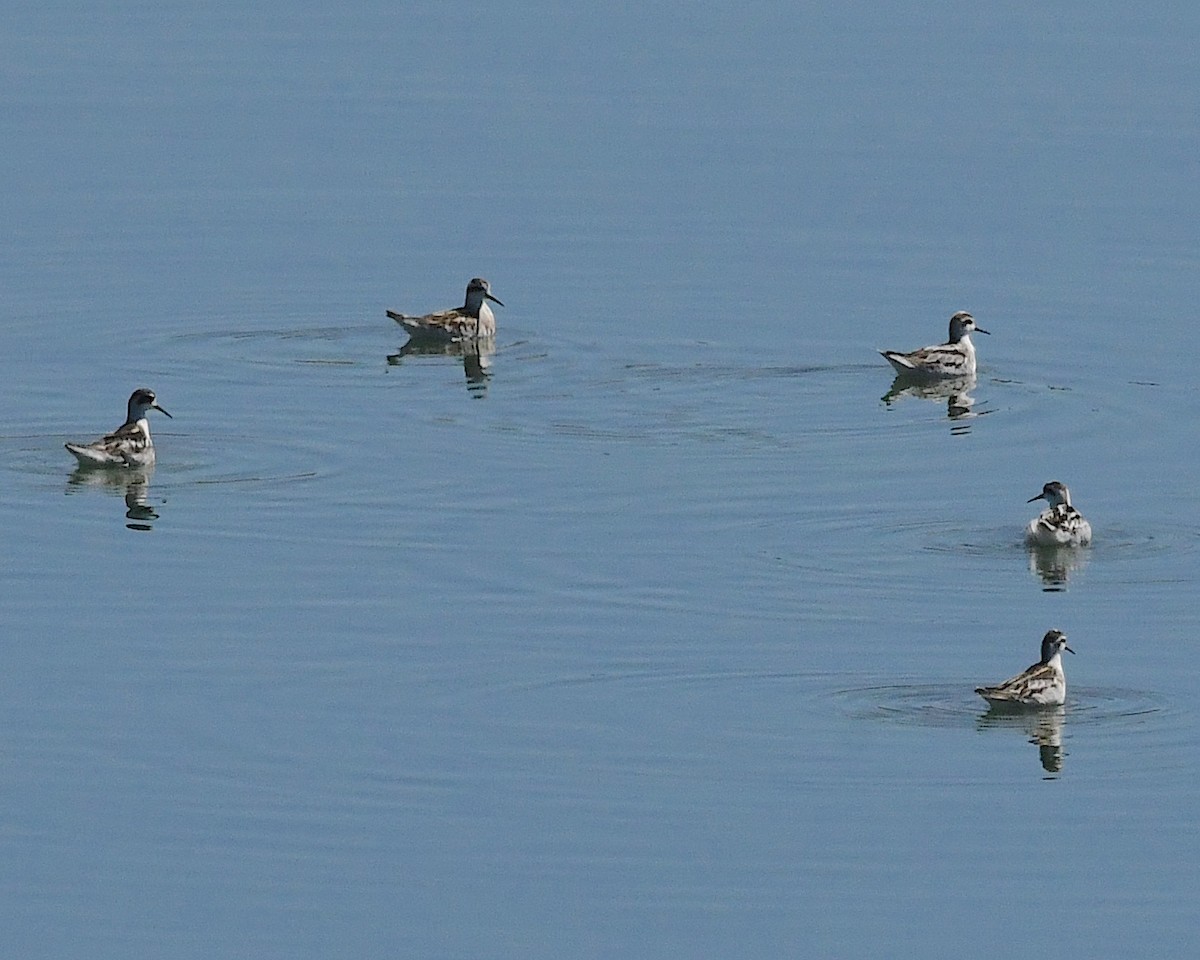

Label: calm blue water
[3,2,1199,956]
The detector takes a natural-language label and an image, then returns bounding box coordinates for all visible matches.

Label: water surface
[3,2,1200,957]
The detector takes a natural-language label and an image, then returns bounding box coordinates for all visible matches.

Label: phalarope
[65,388,172,468]
[387,278,503,342]
[880,311,989,378]
[1025,481,1092,547]
[976,630,1074,707]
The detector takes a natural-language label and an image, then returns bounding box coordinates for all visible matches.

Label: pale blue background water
[2,2,1199,956]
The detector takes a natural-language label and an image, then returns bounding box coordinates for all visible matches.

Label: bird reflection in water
[977,703,1066,776]
[388,336,494,397]
[1027,543,1089,591]
[67,466,161,531]
[882,373,985,431]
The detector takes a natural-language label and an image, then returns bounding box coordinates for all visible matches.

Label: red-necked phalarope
[976,630,1074,707]
[65,388,172,468]
[1025,481,1092,547]
[880,311,989,378]
[387,278,503,342]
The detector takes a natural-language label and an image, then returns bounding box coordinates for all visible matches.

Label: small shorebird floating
[387,278,503,342]
[65,388,172,468]
[880,311,989,378]
[1025,481,1092,547]
[976,630,1074,707]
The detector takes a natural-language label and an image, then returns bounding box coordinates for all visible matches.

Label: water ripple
[833,682,1168,730]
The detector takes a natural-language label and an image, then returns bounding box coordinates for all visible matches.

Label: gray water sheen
[2,2,1199,957]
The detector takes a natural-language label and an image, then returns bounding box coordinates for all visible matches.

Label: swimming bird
[65,388,172,468]
[1025,481,1092,547]
[880,311,989,378]
[387,278,503,342]
[976,630,1074,707]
